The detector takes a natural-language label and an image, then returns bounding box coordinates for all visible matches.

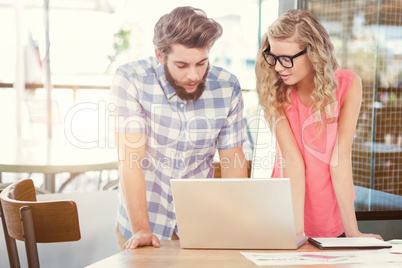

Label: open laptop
[170,178,308,249]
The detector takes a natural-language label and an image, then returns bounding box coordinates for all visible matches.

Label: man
[110,6,248,251]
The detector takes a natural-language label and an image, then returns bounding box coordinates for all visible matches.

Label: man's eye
[177,65,187,69]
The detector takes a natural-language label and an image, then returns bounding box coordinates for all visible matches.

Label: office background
[0,0,401,267]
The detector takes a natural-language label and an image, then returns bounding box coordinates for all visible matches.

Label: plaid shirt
[110,57,246,240]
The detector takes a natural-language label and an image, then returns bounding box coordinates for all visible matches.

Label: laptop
[170,178,308,249]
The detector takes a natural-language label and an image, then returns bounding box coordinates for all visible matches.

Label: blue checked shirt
[110,57,246,240]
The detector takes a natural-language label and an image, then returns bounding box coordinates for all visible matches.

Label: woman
[256,9,382,239]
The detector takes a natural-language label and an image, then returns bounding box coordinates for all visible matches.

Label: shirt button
[180,103,184,109]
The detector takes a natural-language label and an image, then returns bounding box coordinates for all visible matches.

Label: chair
[1,182,50,195]
[102,178,119,191]
[0,179,81,268]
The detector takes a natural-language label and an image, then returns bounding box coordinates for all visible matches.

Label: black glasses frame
[262,47,307,69]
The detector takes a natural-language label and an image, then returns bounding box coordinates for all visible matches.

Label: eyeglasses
[262,47,307,69]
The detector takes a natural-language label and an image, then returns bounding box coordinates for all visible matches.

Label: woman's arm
[329,75,382,239]
[274,116,306,236]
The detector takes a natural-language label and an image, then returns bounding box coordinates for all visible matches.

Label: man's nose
[187,67,199,81]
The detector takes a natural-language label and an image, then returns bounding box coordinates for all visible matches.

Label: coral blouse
[272,69,355,237]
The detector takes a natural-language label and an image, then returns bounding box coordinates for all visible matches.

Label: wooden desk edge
[85,240,325,268]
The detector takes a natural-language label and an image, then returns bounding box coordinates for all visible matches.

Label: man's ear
[155,49,164,64]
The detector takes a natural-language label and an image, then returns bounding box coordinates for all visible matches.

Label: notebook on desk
[308,237,392,250]
[170,178,308,249]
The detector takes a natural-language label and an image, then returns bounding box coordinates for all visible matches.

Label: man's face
[156,44,210,101]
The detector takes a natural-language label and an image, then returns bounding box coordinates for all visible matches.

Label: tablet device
[308,237,392,249]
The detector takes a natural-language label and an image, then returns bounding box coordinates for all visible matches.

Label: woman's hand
[345,230,383,241]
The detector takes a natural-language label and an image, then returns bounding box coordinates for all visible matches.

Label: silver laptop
[171,178,308,249]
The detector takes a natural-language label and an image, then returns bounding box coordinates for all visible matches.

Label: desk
[0,139,118,192]
[85,240,396,268]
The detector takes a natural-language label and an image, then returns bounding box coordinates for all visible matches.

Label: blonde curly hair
[256,9,339,131]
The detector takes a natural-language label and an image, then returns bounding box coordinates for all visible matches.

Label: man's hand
[123,230,161,250]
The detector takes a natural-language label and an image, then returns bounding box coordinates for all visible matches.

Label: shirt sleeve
[109,66,146,133]
[216,80,247,150]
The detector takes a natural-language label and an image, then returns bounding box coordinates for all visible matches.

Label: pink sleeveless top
[272,69,355,237]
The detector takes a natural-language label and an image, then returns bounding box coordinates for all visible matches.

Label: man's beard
[164,64,209,101]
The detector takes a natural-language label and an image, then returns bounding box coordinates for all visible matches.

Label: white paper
[241,250,402,266]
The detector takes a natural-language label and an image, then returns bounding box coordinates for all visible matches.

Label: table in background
[85,240,396,268]
[0,138,118,192]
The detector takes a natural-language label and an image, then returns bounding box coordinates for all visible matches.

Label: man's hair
[153,6,223,56]
[256,9,339,129]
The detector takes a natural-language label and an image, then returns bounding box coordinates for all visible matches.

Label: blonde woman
[256,9,382,239]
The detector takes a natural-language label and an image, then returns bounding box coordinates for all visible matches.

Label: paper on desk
[385,240,402,254]
[241,249,402,266]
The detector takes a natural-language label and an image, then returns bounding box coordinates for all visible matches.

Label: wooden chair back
[0,179,81,268]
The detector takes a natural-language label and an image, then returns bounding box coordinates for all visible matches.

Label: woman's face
[267,38,314,88]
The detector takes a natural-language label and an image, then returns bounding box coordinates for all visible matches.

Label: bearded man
[110,6,248,251]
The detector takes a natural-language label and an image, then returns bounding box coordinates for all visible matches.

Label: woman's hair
[256,9,339,128]
[153,6,223,57]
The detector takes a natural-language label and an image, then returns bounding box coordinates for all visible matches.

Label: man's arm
[116,132,160,249]
[218,145,248,178]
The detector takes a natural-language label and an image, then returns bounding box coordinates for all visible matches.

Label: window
[305,0,402,217]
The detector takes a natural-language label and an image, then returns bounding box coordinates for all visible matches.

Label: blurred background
[0,0,269,146]
[0,0,401,221]
[0,0,401,266]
